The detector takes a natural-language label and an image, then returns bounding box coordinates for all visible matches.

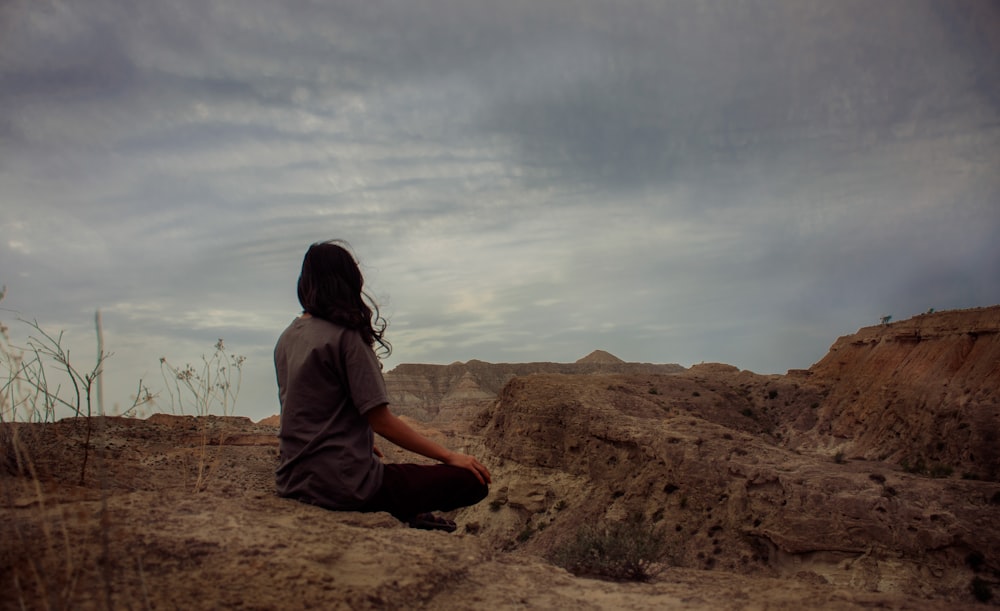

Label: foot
[406,512,457,533]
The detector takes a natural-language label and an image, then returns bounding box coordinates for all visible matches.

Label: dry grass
[1,289,246,608]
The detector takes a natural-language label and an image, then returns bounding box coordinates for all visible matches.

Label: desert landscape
[3,306,1000,609]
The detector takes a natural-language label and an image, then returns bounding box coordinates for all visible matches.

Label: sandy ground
[0,415,981,610]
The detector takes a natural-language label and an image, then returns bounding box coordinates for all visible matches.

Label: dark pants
[360,463,489,520]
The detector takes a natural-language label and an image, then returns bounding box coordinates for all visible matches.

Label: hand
[443,452,492,485]
[373,444,384,459]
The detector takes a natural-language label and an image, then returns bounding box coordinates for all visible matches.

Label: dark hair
[297,240,391,358]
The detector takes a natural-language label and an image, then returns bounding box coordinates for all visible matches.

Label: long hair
[296,240,391,358]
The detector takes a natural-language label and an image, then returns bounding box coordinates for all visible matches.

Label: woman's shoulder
[277,316,334,344]
[282,315,365,342]
[278,318,353,361]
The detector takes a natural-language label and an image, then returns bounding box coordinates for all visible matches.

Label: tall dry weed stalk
[159,339,244,418]
[1,287,153,479]
[160,339,246,490]
[1,287,154,609]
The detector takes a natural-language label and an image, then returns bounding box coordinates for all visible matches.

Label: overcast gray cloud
[2,0,998,420]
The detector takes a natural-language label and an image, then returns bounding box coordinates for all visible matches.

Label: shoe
[406,512,457,533]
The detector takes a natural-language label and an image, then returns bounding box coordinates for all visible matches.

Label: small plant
[517,524,535,542]
[489,499,504,512]
[554,499,567,512]
[900,456,927,475]
[1,293,153,482]
[648,388,659,395]
[3,315,109,424]
[691,391,700,397]
[833,451,846,464]
[928,463,953,479]
[550,513,668,582]
[767,390,778,400]
[966,551,985,571]
[160,339,246,491]
[160,339,245,417]
[900,456,954,479]
[971,577,993,603]
[741,408,755,418]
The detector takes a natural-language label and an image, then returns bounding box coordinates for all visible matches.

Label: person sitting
[274,240,491,531]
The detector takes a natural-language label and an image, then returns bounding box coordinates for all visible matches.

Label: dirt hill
[2,307,999,609]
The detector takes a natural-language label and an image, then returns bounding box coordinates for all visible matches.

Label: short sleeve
[340,330,389,415]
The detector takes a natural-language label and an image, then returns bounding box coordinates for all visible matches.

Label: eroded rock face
[458,371,1000,603]
[800,306,1000,481]
[444,308,1000,603]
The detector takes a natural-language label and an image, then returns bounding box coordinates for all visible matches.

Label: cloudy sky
[2,0,998,421]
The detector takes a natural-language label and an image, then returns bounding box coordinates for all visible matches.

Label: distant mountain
[385,355,684,428]
[575,350,625,364]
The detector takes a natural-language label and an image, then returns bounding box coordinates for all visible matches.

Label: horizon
[6,302,994,423]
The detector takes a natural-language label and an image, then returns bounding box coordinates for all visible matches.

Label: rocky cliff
[445,306,1000,604]
[798,306,1000,481]
[457,370,999,600]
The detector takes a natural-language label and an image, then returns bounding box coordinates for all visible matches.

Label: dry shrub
[550,513,668,582]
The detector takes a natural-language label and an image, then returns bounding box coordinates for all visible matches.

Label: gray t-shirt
[274,316,388,509]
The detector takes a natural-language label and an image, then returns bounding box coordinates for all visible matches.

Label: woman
[275,240,491,532]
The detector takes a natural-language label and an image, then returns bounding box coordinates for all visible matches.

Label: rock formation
[459,371,999,602]
[385,354,684,429]
[448,306,1000,604]
[793,306,1000,481]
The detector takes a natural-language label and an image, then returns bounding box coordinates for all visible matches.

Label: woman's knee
[460,472,489,505]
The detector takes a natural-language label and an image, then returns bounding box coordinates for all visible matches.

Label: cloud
[475,1,1000,192]
[1,0,998,420]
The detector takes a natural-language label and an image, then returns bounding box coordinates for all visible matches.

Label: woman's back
[274,315,388,509]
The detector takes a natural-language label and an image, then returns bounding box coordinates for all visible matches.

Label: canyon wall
[799,306,1000,481]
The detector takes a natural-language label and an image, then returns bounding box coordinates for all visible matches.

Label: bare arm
[366,404,492,485]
